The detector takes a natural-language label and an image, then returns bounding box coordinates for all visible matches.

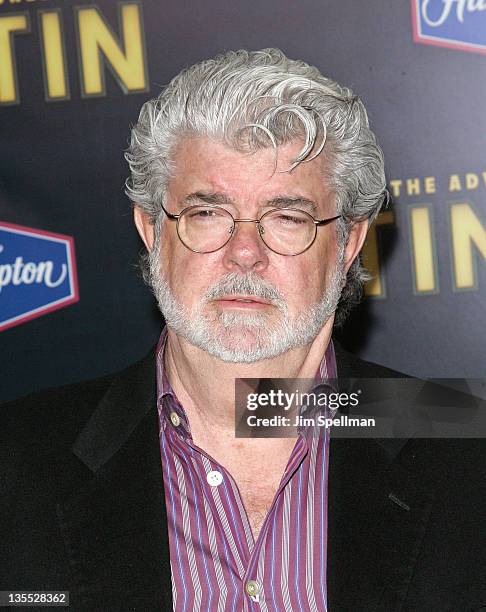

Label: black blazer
[1,344,485,611]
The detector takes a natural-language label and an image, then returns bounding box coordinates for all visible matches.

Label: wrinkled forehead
[166,136,335,214]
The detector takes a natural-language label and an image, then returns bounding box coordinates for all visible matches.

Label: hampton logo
[411,0,486,54]
[0,222,79,332]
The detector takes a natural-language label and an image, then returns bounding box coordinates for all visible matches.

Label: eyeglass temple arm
[314,214,342,226]
[161,204,179,220]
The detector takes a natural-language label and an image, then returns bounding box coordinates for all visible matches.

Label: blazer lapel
[328,345,437,611]
[57,350,173,611]
[327,437,437,611]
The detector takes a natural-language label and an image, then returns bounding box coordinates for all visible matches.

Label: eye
[276,212,307,225]
[187,207,226,220]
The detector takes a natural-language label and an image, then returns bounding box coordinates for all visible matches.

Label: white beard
[148,241,345,363]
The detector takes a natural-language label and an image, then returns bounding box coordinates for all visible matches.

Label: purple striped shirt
[157,329,337,611]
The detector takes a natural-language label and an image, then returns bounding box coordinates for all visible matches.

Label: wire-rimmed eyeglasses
[161,203,341,256]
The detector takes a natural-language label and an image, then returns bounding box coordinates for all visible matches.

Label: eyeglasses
[160,203,341,256]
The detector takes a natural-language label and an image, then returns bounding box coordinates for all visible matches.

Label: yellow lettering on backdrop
[362,211,395,297]
[449,174,462,192]
[39,10,69,100]
[451,203,486,289]
[0,13,29,104]
[465,173,479,190]
[424,176,436,194]
[388,180,402,198]
[76,2,147,97]
[406,178,421,196]
[410,206,437,293]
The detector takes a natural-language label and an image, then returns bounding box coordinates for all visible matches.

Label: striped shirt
[157,329,337,611]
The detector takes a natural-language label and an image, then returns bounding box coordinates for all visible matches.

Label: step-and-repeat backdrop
[1,0,485,401]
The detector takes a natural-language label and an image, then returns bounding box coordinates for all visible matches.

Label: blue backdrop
[1,0,485,401]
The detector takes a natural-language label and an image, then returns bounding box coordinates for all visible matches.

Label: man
[1,49,485,611]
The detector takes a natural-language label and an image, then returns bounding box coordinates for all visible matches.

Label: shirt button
[169,412,181,427]
[206,470,223,486]
[245,580,259,597]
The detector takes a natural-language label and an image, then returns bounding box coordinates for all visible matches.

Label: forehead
[167,137,332,210]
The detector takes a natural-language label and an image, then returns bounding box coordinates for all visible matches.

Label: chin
[192,318,303,363]
[209,324,276,357]
[202,339,284,363]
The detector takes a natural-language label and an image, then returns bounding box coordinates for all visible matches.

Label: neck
[164,318,334,442]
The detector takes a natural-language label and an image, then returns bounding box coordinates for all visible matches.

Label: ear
[343,219,369,274]
[134,206,155,251]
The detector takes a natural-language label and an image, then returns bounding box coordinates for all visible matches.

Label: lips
[215,295,272,305]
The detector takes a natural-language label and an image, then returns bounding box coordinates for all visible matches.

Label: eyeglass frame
[160,202,342,256]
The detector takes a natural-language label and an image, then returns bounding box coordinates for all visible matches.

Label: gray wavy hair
[125,48,387,326]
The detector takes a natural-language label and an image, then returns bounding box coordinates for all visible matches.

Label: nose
[221,220,269,273]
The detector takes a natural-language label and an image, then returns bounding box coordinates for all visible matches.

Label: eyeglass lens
[177,206,317,255]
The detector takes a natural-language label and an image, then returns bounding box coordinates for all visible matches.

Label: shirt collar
[156,327,338,437]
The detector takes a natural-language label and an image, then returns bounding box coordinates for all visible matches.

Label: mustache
[204,272,285,305]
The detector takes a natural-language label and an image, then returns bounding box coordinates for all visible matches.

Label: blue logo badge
[0,222,79,332]
[412,0,486,54]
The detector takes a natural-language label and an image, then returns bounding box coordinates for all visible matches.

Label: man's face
[136,137,366,362]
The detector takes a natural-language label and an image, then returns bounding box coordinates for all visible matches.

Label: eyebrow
[184,192,233,207]
[183,192,318,213]
[266,196,318,213]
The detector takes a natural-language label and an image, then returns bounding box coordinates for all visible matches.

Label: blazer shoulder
[0,374,113,450]
[333,339,409,379]
[0,347,156,450]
